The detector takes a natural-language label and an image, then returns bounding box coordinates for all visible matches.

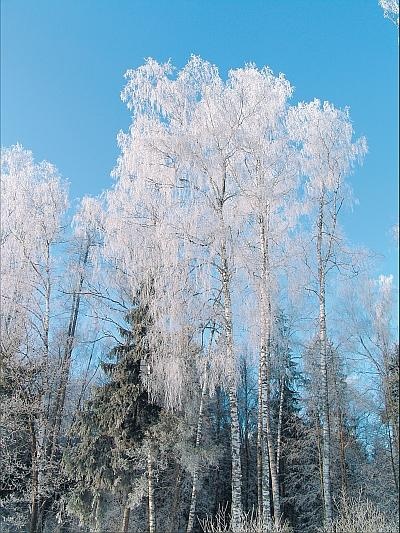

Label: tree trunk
[187,379,207,532]
[49,243,90,458]
[30,419,40,533]
[213,387,223,516]
[315,414,325,507]
[147,450,156,533]
[391,414,400,478]
[276,376,285,479]
[338,407,348,495]
[259,217,280,524]
[386,418,399,492]
[242,359,250,513]
[228,386,242,531]
[317,196,333,525]
[121,500,131,533]
[264,396,280,523]
[91,494,101,533]
[257,365,264,519]
[220,241,242,531]
[261,394,272,523]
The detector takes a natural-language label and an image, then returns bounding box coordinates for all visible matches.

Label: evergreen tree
[270,312,304,530]
[64,291,160,532]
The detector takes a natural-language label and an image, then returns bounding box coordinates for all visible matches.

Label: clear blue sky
[1,0,398,283]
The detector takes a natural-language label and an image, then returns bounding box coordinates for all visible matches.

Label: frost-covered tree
[288,100,367,525]
[117,56,250,529]
[235,67,299,525]
[1,144,69,532]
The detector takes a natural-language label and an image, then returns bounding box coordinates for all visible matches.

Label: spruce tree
[271,312,303,528]
[64,291,160,531]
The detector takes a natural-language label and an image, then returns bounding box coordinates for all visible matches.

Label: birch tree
[288,100,367,525]
[235,67,299,524]
[118,56,249,529]
[1,144,69,532]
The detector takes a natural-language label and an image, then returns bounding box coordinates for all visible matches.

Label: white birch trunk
[241,359,250,513]
[259,217,280,524]
[257,366,264,519]
[91,494,101,533]
[220,240,242,531]
[317,195,333,525]
[147,450,156,533]
[187,379,207,533]
[276,376,285,478]
[41,242,51,366]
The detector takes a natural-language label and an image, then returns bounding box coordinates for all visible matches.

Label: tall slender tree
[289,100,367,525]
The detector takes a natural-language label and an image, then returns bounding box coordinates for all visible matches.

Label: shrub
[320,493,398,533]
[199,505,292,533]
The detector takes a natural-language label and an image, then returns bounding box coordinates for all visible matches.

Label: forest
[0,4,399,533]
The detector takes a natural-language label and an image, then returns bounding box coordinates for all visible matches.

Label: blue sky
[1,0,398,284]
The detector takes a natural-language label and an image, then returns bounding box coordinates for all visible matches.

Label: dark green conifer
[64,290,160,529]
